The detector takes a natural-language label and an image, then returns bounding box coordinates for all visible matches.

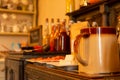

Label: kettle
[74,27,120,74]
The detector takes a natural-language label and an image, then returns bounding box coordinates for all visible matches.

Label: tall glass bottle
[43,18,49,46]
[54,18,61,51]
[59,19,70,52]
[50,18,55,52]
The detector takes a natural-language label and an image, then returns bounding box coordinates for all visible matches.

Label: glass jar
[54,19,61,51]
[21,0,29,10]
[49,18,55,52]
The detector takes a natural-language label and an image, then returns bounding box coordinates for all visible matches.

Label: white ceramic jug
[74,27,120,74]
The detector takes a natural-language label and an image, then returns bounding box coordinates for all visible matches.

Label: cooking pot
[74,27,120,74]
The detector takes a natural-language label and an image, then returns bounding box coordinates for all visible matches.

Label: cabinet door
[0,60,5,80]
[5,59,24,80]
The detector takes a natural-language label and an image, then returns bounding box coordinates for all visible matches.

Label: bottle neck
[51,24,55,35]
[45,23,49,36]
[45,18,49,36]
[60,21,66,32]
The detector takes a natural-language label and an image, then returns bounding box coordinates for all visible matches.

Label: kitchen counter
[25,62,120,80]
[5,51,120,80]
[5,51,70,80]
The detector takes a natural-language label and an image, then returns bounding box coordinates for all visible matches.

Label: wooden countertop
[25,62,120,80]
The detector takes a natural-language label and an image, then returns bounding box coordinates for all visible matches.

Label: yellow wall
[38,0,69,26]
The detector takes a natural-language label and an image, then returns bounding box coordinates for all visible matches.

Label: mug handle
[74,32,90,66]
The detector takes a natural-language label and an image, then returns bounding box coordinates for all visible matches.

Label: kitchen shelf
[66,0,118,17]
[0,8,35,14]
[0,0,37,36]
[66,0,120,27]
[0,32,29,36]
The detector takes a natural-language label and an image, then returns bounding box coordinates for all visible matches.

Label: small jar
[28,4,33,11]
[13,24,19,33]
[23,26,28,33]
[21,0,29,10]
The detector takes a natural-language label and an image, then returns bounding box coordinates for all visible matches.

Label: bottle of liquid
[67,20,74,36]
[59,19,70,52]
[54,19,61,51]
[43,18,50,46]
[50,18,55,52]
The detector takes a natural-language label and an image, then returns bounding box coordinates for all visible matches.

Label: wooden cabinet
[5,53,39,80]
[0,0,37,36]
[66,0,120,27]
[5,51,70,80]
[5,58,24,80]
[0,59,5,80]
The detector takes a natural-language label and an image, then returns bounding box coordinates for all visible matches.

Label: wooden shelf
[0,8,35,14]
[0,32,29,36]
[0,0,37,36]
[66,0,103,17]
[66,0,120,27]
[66,0,119,17]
